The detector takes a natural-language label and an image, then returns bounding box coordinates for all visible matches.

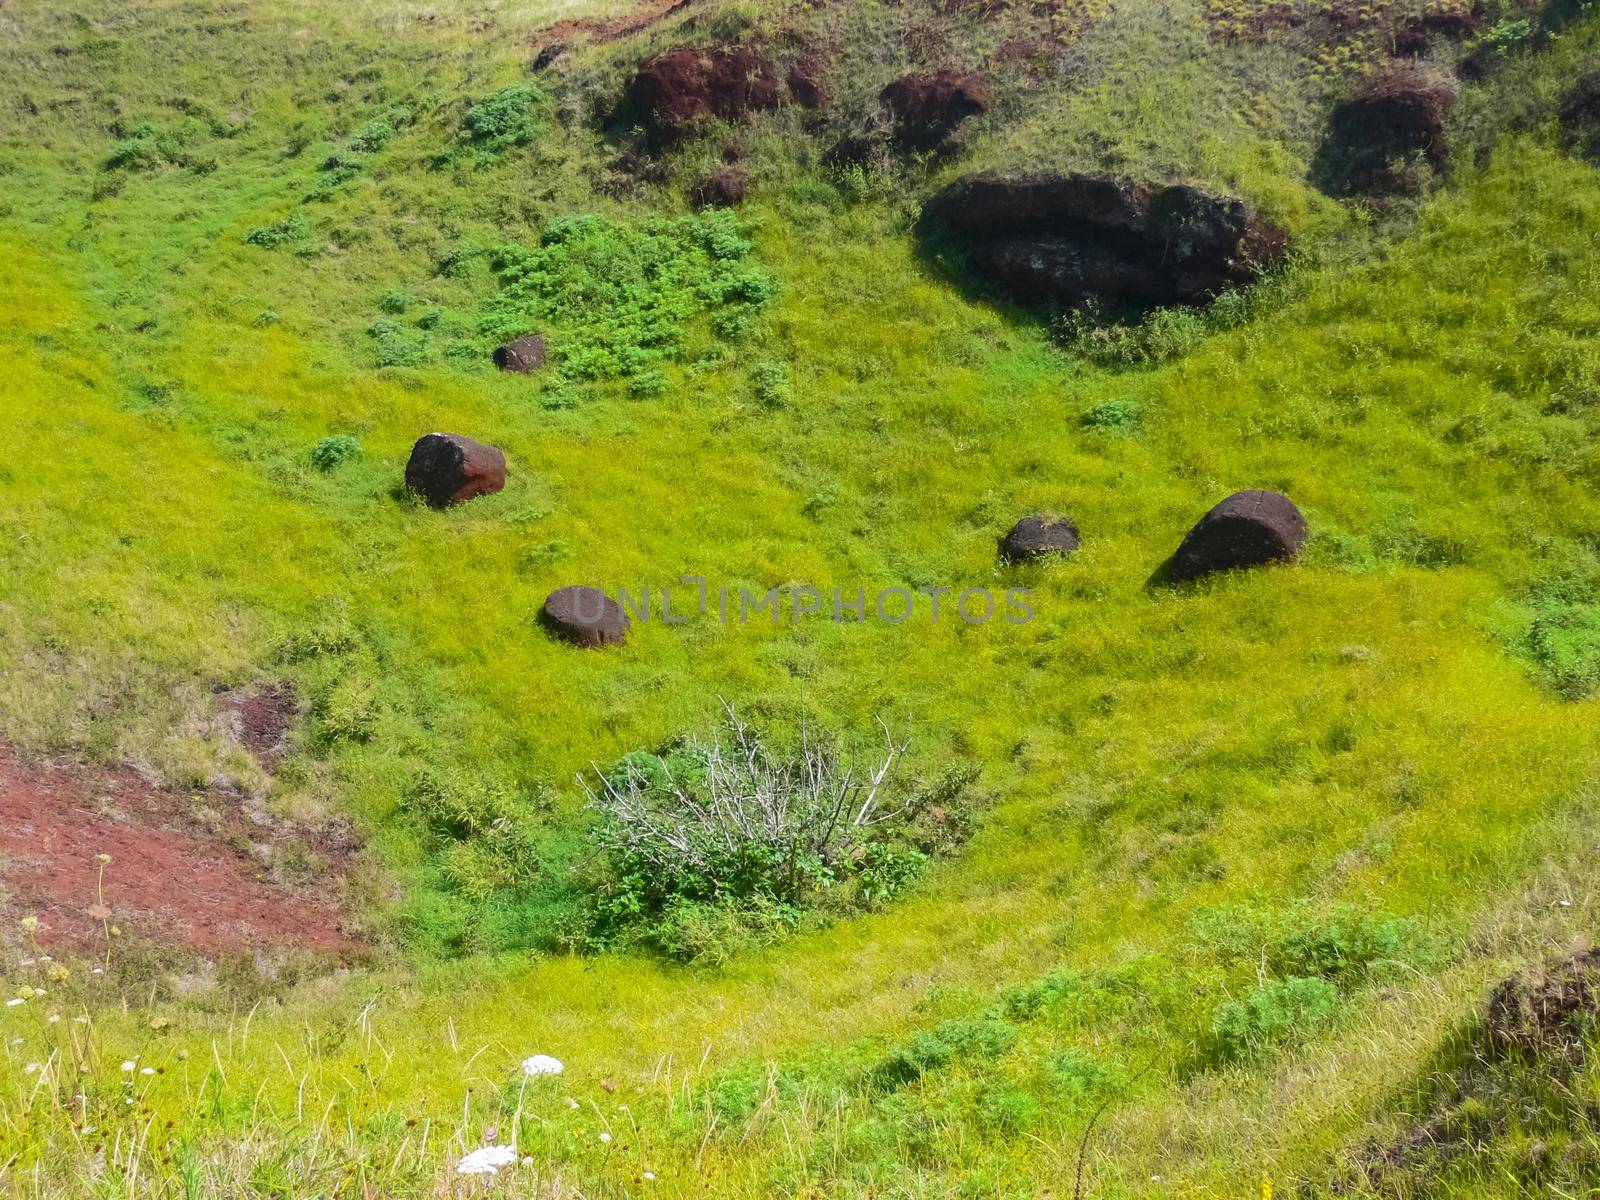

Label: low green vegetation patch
[578,712,978,964]
[471,210,775,385]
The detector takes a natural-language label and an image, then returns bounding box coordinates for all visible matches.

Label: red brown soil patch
[0,744,358,960]
[216,684,295,764]
[533,0,701,48]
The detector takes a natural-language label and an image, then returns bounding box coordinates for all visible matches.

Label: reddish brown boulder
[880,69,989,151]
[690,167,749,209]
[493,334,545,374]
[921,172,1286,308]
[999,516,1080,563]
[1168,490,1306,581]
[1317,64,1457,195]
[404,433,506,508]
[626,45,781,144]
[541,586,629,649]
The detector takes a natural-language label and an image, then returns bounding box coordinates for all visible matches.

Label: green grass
[1,0,1600,1193]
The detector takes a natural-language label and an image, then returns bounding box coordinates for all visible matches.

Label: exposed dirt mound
[1316,64,1458,196]
[1393,4,1481,54]
[786,54,829,110]
[216,685,295,764]
[1560,73,1600,163]
[0,744,357,959]
[625,45,782,145]
[690,166,749,208]
[881,68,990,151]
[1343,945,1600,1190]
[921,172,1286,308]
[1486,944,1600,1056]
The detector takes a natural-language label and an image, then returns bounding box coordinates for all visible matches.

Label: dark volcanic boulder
[626,45,781,144]
[541,586,629,649]
[1316,64,1457,195]
[999,515,1081,563]
[881,69,989,151]
[493,334,545,374]
[1560,73,1600,163]
[921,172,1286,308]
[1168,490,1306,581]
[404,433,507,508]
[690,167,749,209]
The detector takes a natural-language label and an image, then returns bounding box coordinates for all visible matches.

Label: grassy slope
[2,0,1600,1194]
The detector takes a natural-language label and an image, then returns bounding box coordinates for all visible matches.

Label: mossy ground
[1,0,1600,1194]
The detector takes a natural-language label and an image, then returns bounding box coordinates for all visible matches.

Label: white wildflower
[120,1061,136,1072]
[599,1132,612,1144]
[23,1063,39,1075]
[140,1067,154,1076]
[643,1171,657,1181]
[5,999,23,1008]
[521,1053,563,1077]
[520,1157,534,1167]
[457,1145,518,1177]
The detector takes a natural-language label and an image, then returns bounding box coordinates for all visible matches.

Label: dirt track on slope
[533,0,701,47]
[0,743,358,960]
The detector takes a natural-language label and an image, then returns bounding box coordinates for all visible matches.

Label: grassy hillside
[2,0,1600,1195]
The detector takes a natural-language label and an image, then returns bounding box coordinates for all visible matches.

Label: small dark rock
[999,516,1081,563]
[541,586,629,649]
[1168,490,1307,581]
[626,44,781,145]
[880,68,989,152]
[690,167,749,208]
[1316,64,1458,196]
[493,334,545,375]
[404,433,507,509]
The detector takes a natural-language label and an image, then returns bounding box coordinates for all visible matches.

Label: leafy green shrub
[1191,902,1419,985]
[752,361,792,408]
[403,768,543,902]
[478,210,774,387]
[1212,976,1340,1056]
[870,1019,1016,1090]
[1483,17,1535,55]
[1080,398,1144,433]
[628,369,667,398]
[367,318,426,368]
[581,711,976,962]
[309,435,361,471]
[243,213,309,249]
[1501,553,1600,699]
[310,675,378,746]
[377,289,411,314]
[460,84,541,160]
